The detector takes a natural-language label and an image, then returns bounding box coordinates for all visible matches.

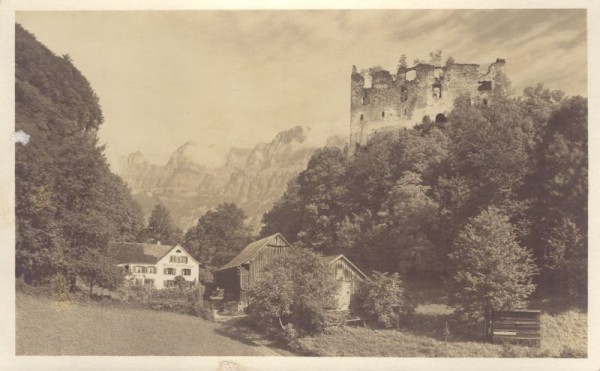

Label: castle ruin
[350,59,506,151]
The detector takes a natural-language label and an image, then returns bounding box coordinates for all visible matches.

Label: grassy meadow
[294,303,587,357]
[16,291,267,356]
[16,280,586,358]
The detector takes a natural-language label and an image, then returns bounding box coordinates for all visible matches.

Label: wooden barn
[215,233,368,312]
[215,233,292,308]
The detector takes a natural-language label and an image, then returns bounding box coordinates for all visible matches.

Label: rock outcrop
[118,126,344,231]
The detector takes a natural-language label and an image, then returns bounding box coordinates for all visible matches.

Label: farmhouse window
[144,279,154,286]
[169,256,188,263]
[164,268,176,275]
[133,266,146,273]
[182,269,191,276]
[147,266,156,274]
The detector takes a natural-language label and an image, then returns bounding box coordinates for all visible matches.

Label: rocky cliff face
[118,126,345,231]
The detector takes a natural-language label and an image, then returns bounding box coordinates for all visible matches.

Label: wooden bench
[344,316,366,327]
[492,310,541,347]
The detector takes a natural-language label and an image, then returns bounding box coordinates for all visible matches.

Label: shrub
[119,284,153,305]
[74,250,126,297]
[119,283,206,317]
[16,277,52,297]
[247,247,338,335]
[354,271,413,328]
[50,273,70,301]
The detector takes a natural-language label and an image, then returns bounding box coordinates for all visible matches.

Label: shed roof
[108,242,177,265]
[217,233,291,271]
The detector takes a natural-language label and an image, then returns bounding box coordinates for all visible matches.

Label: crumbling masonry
[350,59,506,151]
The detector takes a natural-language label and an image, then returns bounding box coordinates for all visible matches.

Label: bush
[16,278,51,297]
[246,247,338,335]
[119,283,206,317]
[354,271,413,328]
[74,250,125,298]
[50,273,70,301]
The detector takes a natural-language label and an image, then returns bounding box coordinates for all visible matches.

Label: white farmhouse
[109,242,199,289]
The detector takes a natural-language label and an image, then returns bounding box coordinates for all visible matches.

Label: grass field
[294,303,587,357]
[16,283,587,357]
[16,292,272,356]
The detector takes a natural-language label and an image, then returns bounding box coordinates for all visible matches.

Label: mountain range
[117,126,346,231]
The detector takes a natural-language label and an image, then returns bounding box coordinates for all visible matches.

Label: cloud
[16,9,587,168]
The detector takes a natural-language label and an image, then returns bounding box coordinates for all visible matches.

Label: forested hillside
[262,82,587,307]
[15,24,143,283]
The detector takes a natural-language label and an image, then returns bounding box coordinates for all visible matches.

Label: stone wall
[349,59,506,153]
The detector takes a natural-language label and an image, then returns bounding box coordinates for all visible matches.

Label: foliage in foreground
[119,283,207,318]
[353,271,414,328]
[72,250,125,297]
[448,207,537,337]
[50,273,70,301]
[246,247,338,335]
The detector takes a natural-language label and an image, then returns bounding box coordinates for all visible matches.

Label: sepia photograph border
[1,0,598,370]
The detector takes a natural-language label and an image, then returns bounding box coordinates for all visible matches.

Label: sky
[16,10,587,170]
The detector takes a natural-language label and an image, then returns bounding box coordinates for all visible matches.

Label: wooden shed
[214,233,291,309]
[322,254,369,311]
[492,309,541,347]
[215,233,369,312]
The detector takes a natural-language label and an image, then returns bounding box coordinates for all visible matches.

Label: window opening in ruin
[360,114,364,121]
[435,113,447,124]
[405,70,416,81]
[382,111,385,118]
[483,98,488,106]
[478,81,492,92]
[401,86,408,102]
[433,83,442,99]
[362,96,370,105]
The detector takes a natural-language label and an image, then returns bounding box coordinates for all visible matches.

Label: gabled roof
[108,242,186,265]
[321,254,369,280]
[217,233,291,271]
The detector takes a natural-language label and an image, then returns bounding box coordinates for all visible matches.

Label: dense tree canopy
[261,74,587,307]
[140,203,183,245]
[184,203,253,273]
[15,24,143,284]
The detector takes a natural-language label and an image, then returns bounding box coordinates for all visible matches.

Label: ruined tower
[349,59,506,153]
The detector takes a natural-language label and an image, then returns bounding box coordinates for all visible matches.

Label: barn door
[335,265,352,311]
[338,280,352,310]
[240,264,250,307]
